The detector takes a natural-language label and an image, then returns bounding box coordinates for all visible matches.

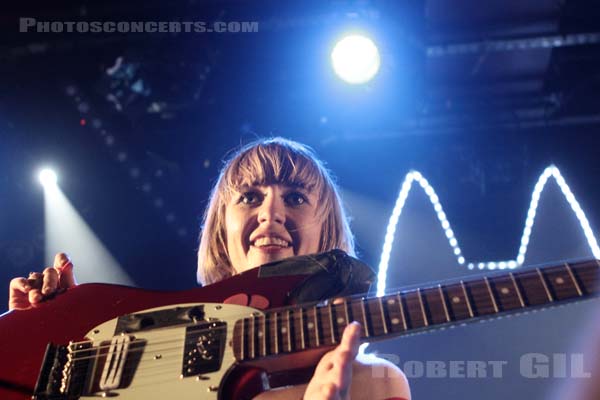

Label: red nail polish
[58,261,73,272]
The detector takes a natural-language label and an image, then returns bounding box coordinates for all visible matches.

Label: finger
[8,277,32,310]
[339,321,361,358]
[9,277,31,294]
[42,267,59,295]
[53,252,76,288]
[27,272,43,290]
[28,288,43,304]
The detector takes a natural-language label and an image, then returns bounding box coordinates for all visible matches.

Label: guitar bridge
[33,341,94,399]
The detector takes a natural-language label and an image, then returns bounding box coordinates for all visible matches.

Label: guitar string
[56,271,587,374]
[54,294,588,391]
[43,300,521,393]
[62,264,587,356]
[47,323,331,390]
[53,308,384,376]
[55,326,352,390]
[60,286,543,364]
[36,266,595,394]
[63,305,379,362]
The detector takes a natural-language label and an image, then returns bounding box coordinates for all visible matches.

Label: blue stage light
[331,34,380,84]
[38,168,57,187]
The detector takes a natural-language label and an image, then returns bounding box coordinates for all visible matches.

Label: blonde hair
[197,137,355,285]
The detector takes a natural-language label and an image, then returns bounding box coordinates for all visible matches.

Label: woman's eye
[285,192,307,206]
[239,192,261,205]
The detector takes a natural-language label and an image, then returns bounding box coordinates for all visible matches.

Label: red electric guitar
[0,259,598,400]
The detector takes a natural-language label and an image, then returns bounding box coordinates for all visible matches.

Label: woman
[9,137,411,400]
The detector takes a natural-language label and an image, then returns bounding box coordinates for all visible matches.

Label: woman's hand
[8,252,76,310]
[303,321,361,400]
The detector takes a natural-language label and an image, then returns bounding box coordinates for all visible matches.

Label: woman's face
[225,183,322,274]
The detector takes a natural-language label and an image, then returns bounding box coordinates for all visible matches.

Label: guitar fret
[397,293,408,330]
[487,274,522,311]
[484,277,499,313]
[516,270,550,305]
[250,315,256,359]
[565,263,583,296]
[421,287,448,324]
[403,290,427,328]
[536,268,554,302]
[460,280,474,318]
[240,318,245,360]
[285,310,292,352]
[438,284,451,322]
[344,299,350,327]
[417,289,429,326]
[328,302,336,344]
[575,260,600,294]
[381,295,402,333]
[360,297,384,337]
[574,260,600,294]
[509,272,526,307]
[261,315,267,357]
[313,306,321,347]
[360,298,371,337]
[272,312,279,355]
[443,283,470,320]
[378,297,389,334]
[331,302,348,343]
[348,299,369,337]
[299,308,306,350]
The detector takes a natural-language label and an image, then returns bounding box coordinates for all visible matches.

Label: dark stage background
[2,1,600,399]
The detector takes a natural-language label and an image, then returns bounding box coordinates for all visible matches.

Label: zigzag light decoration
[376,165,600,296]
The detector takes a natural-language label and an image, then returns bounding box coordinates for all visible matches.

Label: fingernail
[58,261,73,272]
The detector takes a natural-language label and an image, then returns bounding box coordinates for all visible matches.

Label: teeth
[253,237,289,247]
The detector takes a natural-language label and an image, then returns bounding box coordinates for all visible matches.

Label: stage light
[331,34,380,84]
[38,168,57,187]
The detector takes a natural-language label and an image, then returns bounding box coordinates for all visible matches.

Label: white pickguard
[81,302,262,399]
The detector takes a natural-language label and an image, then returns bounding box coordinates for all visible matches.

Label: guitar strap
[257,249,376,305]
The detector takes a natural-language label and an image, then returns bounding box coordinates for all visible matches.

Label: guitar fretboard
[232,260,600,361]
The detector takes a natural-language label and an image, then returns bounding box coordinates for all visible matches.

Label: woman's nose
[257,195,285,224]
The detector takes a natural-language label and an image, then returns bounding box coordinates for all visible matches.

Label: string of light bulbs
[376,165,600,296]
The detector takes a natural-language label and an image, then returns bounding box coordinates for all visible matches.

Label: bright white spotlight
[331,34,381,84]
[39,168,57,187]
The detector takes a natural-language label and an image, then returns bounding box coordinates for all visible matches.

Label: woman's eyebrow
[233,183,264,193]
[233,182,313,193]
[284,181,311,190]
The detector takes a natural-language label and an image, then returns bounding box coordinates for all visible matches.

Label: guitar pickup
[99,334,132,391]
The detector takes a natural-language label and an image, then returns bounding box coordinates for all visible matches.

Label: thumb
[53,252,76,288]
[341,321,361,358]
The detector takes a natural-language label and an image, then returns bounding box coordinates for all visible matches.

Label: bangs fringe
[223,141,326,197]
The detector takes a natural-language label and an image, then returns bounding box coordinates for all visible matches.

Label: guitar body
[0,269,310,400]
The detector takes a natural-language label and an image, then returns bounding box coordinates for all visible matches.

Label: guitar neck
[232,259,600,361]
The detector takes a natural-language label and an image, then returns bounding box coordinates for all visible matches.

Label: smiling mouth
[251,236,291,248]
